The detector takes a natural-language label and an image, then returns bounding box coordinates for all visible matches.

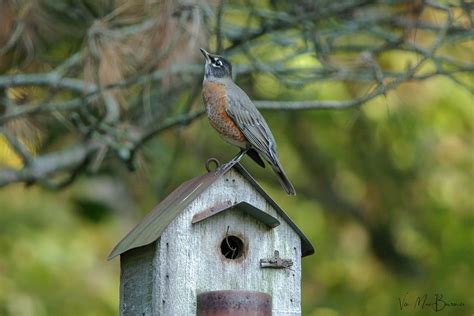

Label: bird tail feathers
[271,161,296,196]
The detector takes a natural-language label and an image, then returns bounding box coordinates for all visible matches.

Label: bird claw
[218,161,233,171]
[217,149,249,172]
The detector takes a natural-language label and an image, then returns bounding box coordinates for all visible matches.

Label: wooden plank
[154,169,302,315]
[120,168,302,315]
[120,243,156,316]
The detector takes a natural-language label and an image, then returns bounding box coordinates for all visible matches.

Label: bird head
[200,48,232,80]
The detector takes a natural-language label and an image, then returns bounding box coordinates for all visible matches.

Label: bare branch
[0,0,471,189]
[0,73,94,93]
[215,0,225,54]
[0,141,99,187]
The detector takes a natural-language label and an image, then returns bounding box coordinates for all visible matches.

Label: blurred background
[0,0,472,315]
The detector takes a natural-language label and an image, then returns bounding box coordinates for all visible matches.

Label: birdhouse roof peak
[108,159,314,260]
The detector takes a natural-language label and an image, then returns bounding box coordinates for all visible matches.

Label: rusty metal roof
[108,160,315,260]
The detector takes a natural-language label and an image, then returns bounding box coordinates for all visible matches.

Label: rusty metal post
[197,290,272,316]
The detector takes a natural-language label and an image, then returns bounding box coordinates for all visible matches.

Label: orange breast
[202,81,247,145]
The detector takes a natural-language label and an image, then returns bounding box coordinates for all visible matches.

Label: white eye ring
[212,58,223,67]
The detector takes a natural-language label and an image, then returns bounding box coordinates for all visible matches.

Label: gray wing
[226,81,296,195]
[225,82,278,164]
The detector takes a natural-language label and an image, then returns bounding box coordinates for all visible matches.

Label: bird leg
[232,148,248,163]
[219,148,249,171]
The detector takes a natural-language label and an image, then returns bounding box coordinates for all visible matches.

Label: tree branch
[0,0,470,190]
[0,141,99,187]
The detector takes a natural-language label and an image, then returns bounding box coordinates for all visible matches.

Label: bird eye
[213,58,223,67]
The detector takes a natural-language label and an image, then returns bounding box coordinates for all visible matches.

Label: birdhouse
[108,159,315,315]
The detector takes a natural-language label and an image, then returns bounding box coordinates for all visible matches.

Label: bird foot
[218,149,248,171]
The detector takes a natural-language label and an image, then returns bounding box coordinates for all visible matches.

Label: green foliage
[0,0,472,315]
[0,187,119,315]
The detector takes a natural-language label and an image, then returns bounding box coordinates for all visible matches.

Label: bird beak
[200,48,211,63]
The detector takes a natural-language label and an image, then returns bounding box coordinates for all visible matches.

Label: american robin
[200,48,296,195]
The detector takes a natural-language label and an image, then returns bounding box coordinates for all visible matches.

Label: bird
[200,48,296,195]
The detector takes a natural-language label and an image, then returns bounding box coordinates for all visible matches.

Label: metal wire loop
[205,157,220,172]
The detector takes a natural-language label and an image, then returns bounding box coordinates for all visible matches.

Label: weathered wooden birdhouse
[108,160,314,315]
